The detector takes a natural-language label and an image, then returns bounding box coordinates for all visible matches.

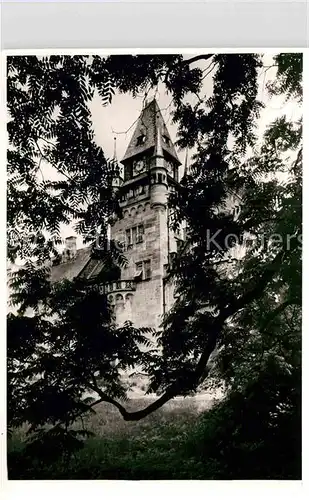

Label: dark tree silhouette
[7,54,301,469]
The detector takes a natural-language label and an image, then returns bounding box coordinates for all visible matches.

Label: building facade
[106,98,183,329]
[50,98,185,330]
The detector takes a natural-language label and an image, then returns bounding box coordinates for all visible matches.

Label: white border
[1,1,308,50]
[2,47,308,56]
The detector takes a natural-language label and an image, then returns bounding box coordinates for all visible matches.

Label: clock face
[133,159,145,175]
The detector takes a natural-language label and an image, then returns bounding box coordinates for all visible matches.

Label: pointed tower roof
[183,147,189,176]
[121,98,181,165]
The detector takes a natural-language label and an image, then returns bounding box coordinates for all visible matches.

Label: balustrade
[91,280,136,294]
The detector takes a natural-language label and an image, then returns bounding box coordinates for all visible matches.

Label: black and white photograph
[6,50,302,481]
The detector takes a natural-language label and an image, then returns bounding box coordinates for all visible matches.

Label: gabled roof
[122,98,181,165]
[50,246,116,284]
[78,254,109,281]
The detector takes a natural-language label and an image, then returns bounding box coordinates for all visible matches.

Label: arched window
[125,293,134,321]
[108,295,115,317]
[115,293,124,315]
[115,293,124,306]
[115,293,130,326]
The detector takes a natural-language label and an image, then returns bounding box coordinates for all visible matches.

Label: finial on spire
[113,136,117,161]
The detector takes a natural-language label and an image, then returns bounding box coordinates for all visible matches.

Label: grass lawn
[7,396,217,480]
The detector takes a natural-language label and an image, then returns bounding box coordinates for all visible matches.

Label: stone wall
[111,198,170,330]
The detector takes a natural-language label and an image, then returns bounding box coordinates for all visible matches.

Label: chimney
[62,236,77,262]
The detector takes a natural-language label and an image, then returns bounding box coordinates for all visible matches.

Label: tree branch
[261,299,301,333]
[84,249,291,421]
[86,382,177,421]
[35,140,77,184]
[201,62,217,81]
[163,54,215,89]
[185,55,214,66]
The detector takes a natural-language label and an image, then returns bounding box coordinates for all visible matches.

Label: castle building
[51,99,185,330]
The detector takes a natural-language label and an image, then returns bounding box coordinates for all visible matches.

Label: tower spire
[121,98,181,165]
[113,136,117,162]
[183,147,189,176]
[111,136,123,185]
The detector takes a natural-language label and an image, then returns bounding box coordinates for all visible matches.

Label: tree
[7,53,302,457]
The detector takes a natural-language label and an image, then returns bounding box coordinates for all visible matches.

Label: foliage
[7,401,200,479]
[188,371,301,480]
[152,53,301,400]
[7,54,193,262]
[8,390,300,480]
[267,53,302,100]
[8,267,155,449]
[7,52,302,476]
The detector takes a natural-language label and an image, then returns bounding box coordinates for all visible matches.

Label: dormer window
[162,134,170,146]
[136,134,146,146]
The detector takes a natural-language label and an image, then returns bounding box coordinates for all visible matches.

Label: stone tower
[108,99,182,329]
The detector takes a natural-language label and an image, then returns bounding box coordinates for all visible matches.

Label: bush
[186,374,301,479]
[7,376,301,480]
